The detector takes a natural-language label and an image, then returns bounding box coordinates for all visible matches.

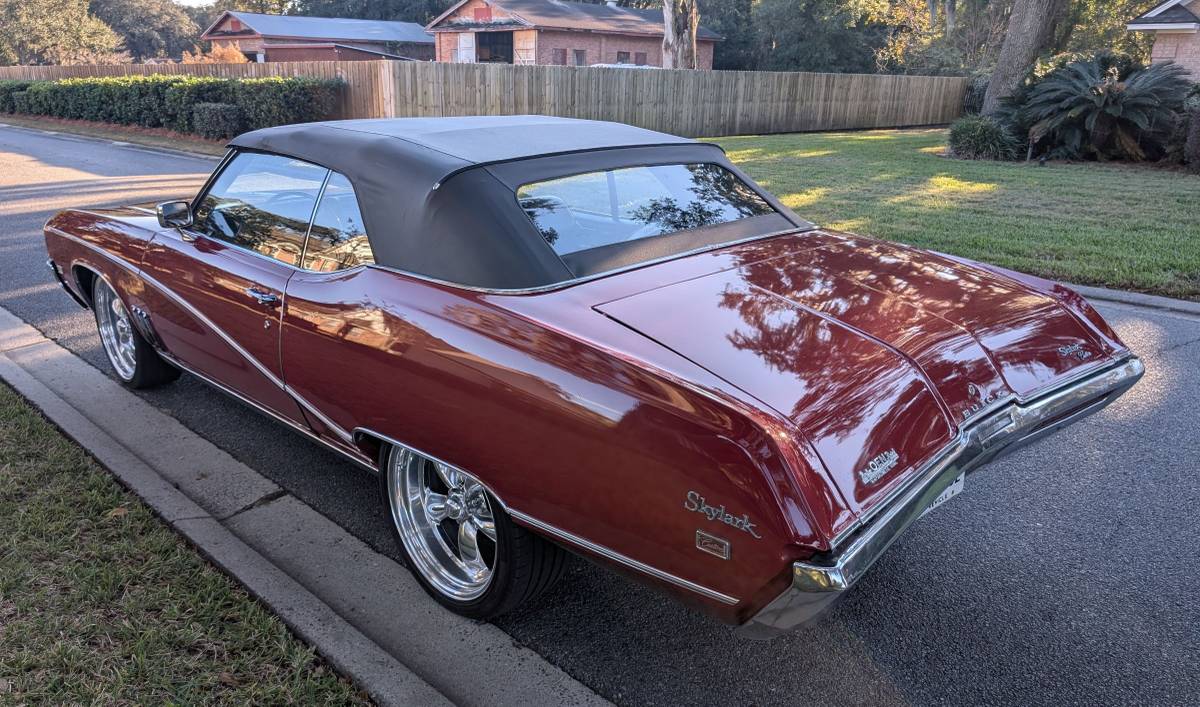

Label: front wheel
[92,278,179,389]
[381,444,566,619]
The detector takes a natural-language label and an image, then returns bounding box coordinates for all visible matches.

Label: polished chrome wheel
[388,448,498,601]
[94,280,137,381]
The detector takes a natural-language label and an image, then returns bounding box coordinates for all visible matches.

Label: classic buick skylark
[44,116,1143,636]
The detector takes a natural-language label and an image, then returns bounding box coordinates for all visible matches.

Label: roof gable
[428,0,720,41]
[201,11,434,44]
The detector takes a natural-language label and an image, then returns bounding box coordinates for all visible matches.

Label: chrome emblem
[1058,342,1093,361]
[962,382,1000,420]
[695,530,731,560]
[684,491,762,539]
[858,449,899,485]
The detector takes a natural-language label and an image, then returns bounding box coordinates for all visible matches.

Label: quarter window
[192,152,326,266]
[616,51,630,64]
[303,172,375,272]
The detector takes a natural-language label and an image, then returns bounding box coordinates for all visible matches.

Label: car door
[141,151,328,423]
[278,171,384,460]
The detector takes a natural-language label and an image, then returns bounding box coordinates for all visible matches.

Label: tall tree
[982,0,1070,113]
[0,0,124,65]
[662,0,699,69]
[757,0,887,73]
[90,0,199,61]
[698,0,755,70]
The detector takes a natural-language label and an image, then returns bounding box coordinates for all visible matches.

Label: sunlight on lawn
[780,187,830,210]
[885,175,998,205]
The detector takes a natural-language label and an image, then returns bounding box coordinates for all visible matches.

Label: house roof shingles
[203,11,434,45]
[430,0,721,41]
[1129,0,1200,25]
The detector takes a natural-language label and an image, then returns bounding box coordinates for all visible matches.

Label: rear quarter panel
[281,267,838,621]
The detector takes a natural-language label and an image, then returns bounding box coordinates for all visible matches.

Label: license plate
[921,473,964,518]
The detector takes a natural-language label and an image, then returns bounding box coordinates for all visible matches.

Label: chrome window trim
[354,425,740,607]
[186,149,329,271]
[365,226,814,296]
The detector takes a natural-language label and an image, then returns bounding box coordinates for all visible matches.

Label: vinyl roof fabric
[227,116,803,289]
[431,0,721,40]
[210,11,434,44]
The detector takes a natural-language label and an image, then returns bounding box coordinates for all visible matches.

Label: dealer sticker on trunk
[921,473,965,519]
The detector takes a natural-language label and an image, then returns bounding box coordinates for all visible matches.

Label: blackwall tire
[380,444,566,619]
[91,278,179,389]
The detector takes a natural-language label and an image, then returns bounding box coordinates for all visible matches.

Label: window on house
[616,51,630,64]
[574,49,586,66]
[474,6,492,22]
[552,48,567,65]
[476,31,513,63]
[634,52,647,65]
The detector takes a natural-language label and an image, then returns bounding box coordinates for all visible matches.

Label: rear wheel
[92,278,178,389]
[381,444,566,619]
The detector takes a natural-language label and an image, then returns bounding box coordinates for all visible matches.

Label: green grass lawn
[715,129,1200,300]
[0,383,369,705]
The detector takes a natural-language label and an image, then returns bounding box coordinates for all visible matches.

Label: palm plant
[1021,56,1193,161]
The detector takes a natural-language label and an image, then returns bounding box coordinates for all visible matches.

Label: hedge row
[0,75,341,138]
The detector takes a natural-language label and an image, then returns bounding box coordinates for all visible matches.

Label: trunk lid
[594,231,1116,518]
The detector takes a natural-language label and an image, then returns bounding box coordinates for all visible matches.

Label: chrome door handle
[244,287,278,306]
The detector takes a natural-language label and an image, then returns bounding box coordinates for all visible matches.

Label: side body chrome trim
[511,509,741,606]
[163,351,376,473]
[50,225,357,444]
[353,425,740,606]
[738,355,1145,638]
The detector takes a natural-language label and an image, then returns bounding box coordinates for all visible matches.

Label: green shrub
[164,77,236,133]
[0,80,36,113]
[192,102,244,140]
[0,73,341,135]
[10,90,30,114]
[1024,58,1192,161]
[231,76,341,132]
[948,115,1020,160]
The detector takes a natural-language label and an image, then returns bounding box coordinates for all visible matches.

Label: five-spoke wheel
[382,444,567,618]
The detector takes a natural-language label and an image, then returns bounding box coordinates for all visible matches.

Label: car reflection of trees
[196,196,312,266]
[714,247,953,492]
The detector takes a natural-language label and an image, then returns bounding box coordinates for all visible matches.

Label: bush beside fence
[0,75,341,138]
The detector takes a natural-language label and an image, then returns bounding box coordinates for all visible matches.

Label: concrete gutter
[1069,283,1200,319]
[0,305,610,707]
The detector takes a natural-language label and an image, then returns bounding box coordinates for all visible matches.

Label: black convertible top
[228,116,808,290]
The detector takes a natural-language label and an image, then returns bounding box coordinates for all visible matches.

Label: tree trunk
[981,0,1069,115]
[944,0,956,35]
[927,0,939,25]
[662,0,699,70]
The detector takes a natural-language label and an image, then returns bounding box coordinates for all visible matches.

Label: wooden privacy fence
[0,61,968,137]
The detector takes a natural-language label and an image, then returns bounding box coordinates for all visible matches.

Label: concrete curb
[0,122,221,162]
[0,306,611,707]
[1071,283,1200,319]
[0,309,453,707]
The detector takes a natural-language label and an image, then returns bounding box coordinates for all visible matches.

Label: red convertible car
[44,116,1142,637]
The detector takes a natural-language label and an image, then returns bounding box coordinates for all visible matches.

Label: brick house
[1128,0,1200,76]
[199,11,435,63]
[425,0,720,69]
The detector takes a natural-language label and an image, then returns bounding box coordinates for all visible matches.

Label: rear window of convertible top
[515,163,777,256]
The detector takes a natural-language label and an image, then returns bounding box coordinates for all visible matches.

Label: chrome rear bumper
[737,355,1145,639]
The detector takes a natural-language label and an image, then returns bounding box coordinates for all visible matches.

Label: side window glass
[192,152,326,266]
[302,172,375,272]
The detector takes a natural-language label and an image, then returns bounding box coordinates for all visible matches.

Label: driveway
[2,125,1196,706]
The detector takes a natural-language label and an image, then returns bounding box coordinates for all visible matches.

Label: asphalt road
[2,124,1198,706]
